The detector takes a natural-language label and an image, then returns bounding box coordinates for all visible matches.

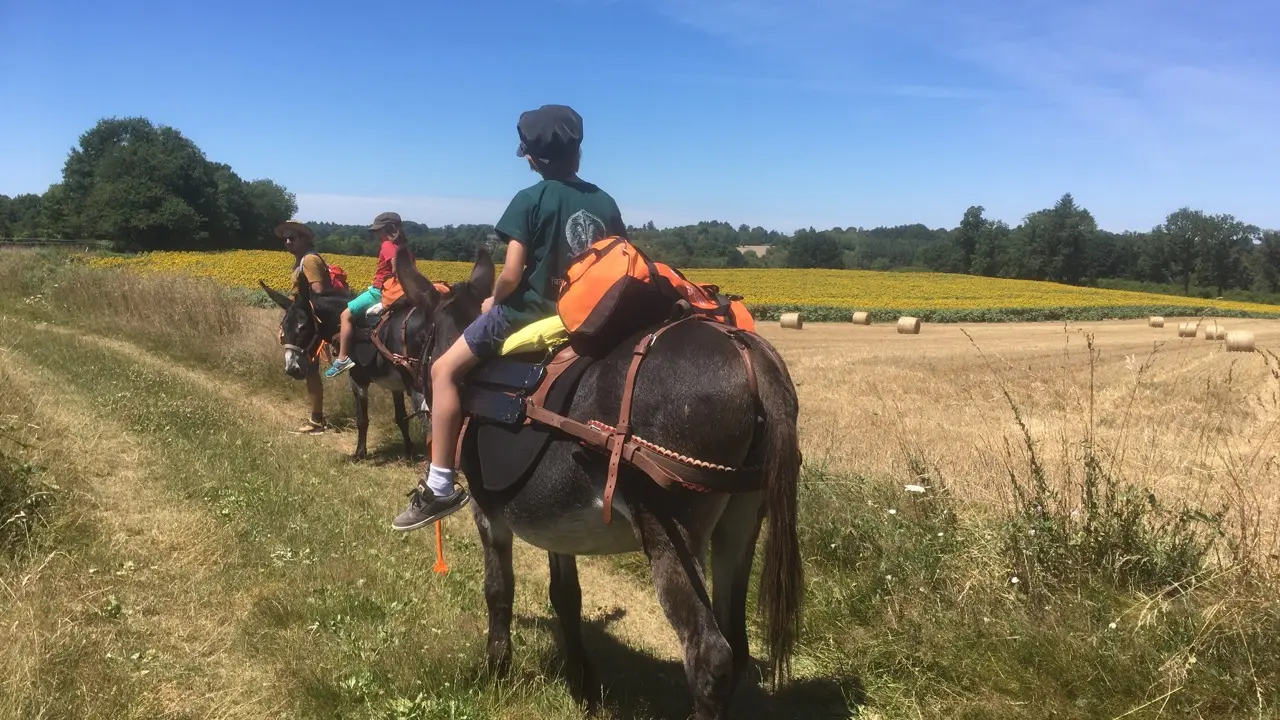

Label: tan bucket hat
[275,219,314,241]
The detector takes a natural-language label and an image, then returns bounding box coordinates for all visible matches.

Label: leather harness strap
[603,334,647,522]
[370,305,422,390]
[523,314,764,524]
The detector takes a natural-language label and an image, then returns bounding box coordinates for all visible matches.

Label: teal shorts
[347,286,383,316]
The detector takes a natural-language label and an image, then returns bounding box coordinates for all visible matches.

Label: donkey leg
[711,491,766,697]
[473,503,515,675]
[350,376,369,460]
[638,509,734,720]
[548,552,599,709]
[392,390,414,459]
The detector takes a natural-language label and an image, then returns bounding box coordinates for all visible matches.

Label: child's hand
[481,296,495,314]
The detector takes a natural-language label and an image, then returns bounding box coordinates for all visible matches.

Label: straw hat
[274,219,314,242]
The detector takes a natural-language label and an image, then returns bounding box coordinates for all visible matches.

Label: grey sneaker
[392,485,470,532]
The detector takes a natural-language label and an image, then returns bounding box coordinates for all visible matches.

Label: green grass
[3,249,1280,719]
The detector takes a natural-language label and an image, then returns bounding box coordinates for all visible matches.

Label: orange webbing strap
[420,420,469,574]
[434,521,449,574]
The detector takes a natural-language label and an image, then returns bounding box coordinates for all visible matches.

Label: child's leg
[427,306,513,478]
[326,288,379,377]
[390,334,477,531]
[427,335,481,477]
[391,307,511,532]
[336,308,353,360]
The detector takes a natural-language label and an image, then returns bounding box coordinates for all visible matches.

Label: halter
[280,297,330,364]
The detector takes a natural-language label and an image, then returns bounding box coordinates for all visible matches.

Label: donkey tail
[747,334,804,690]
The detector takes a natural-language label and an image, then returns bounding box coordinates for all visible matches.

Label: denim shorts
[462,306,513,359]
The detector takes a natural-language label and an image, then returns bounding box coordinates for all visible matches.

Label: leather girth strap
[525,315,762,524]
[369,306,421,391]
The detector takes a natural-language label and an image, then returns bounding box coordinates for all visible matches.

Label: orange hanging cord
[420,437,450,575]
[433,520,449,574]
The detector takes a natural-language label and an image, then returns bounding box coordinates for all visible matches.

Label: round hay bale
[897,316,921,335]
[1178,322,1198,338]
[1148,316,1164,328]
[851,311,871,325]
[780,312,803,330]
[1204,321,1226,341]
[1226,331,1255,353]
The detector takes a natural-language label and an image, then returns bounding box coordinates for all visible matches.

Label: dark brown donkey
[262,278,430,461]
[396,246,805,720]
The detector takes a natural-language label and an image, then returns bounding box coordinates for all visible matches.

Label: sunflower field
[87,249,1280,322]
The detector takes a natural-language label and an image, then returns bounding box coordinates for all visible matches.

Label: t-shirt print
[565,209,606,260]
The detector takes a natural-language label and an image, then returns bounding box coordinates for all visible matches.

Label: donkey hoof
[351,449,367,462]
[486,645,512,678]
[567,669,602,714]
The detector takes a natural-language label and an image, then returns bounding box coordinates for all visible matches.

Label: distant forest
[301,196,1280,300]
[3,116,1280,301]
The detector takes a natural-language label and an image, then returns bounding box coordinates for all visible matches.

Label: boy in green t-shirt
[392,104,627,532]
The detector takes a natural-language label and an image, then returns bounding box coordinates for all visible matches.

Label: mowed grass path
[0,314,851,720]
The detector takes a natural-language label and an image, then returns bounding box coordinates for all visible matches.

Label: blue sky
[1,0,1277,233]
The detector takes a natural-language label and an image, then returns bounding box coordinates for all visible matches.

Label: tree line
[0,117,297,252]
[4,117,1279,300]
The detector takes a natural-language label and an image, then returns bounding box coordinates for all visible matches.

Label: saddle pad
[351,327,379,366]
[467,353,595,493]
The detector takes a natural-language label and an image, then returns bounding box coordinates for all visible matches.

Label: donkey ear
[259,279,293,310]
[393,244,441,311]
[470,245,495,298]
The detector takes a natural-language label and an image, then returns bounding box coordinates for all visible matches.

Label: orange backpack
[557,237,755,355]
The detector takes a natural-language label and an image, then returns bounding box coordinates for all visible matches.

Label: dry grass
[756,318,1280,559]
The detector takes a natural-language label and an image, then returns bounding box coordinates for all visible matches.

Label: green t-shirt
[494,177,627,327]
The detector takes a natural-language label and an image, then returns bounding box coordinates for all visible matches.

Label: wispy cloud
[645,0,1280,171]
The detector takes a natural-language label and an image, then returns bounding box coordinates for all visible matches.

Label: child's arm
[490,239,526,305]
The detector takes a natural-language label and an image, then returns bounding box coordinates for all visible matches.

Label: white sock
[425,464,456,498]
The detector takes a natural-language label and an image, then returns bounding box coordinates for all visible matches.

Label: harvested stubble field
[768,317,1280,532]
[4,249,1280,720]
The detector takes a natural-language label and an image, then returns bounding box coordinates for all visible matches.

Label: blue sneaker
[324,357,355,378]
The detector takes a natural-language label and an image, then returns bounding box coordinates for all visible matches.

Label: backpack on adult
[328,263,349,292]
[555,236,755,356]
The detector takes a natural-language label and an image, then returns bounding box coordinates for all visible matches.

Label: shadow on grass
[516,612,863,720]
[358,436,425,468]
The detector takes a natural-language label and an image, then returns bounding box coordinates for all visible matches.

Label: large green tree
[954,205,986,274]
[787,229,843,269]
[1253,231,1280,293]
[1194,213,1256,296]
[53,116,296,251]
[1043,193,1096,285]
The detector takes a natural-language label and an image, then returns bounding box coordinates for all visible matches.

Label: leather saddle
[459,345,595,494]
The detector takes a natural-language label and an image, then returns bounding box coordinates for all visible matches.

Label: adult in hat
[275,220,330,296]
[274,219,333,434]
[391,103,628,532]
